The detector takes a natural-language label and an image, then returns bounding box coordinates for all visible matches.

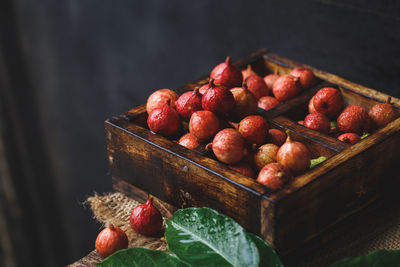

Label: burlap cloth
[87,192,167,252]
[86,192,400,266]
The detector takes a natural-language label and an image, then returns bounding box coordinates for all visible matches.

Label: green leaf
[165,207,259,267]
[95,247,188,267]
[331,250,400,267]
[247,233,284,267]
[310,156,327,168]
[361,133,370,139]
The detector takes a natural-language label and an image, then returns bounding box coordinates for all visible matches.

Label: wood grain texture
[271,116,348,153]
[271,128,399,254]
[271,117,400,200]
[112,176,177,219]
[68,250,100,267]
[264,53,400,107]
[105,120,267,234]
[106,49,400,255]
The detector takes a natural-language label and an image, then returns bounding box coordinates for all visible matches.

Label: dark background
[0,1,399,266]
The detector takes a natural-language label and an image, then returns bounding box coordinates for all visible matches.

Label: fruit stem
[193,87,201,97]
[285,130,291,142]
[109,224,115,230]
[208,78,215,89]
[228,121,239,129]
[386,97,392,104]
[205,142,213,151]
[146,196,153,205]
[246,64,252,72]
[225,56,232,65]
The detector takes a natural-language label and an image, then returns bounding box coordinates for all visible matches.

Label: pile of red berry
[143,57,326,191]
[301,88,397,145]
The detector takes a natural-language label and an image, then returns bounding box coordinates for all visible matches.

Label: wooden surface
[105,49,400,254]
[68,250,100,267]
[69,189,400,267]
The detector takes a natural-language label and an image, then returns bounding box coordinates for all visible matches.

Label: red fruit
[229,162,255,178]
[175,88,203,121]
[199,82,211,95]
[257,163,291,190]
[230,83,258,119]
[337,133,360,145]
[337,105,370,135]
[264,74,280,90]
[312,87,344,119]
[272,75,302,101]
[189,110,219,141]
[254,144,279,171]
[245,75,269,99]
[147,101,180,136]
[308,96,316,114]
[130,197,163,236]
[178,133,200,150]
[277,132,311,175]
[368,97,398,129]
[212,128,245,164]
[290,67,317,89]
[258,96,280,111]
[95,225,128,258]
[303,113,330,134]
[146,89,178,114]
[267,129,287,146]
[202,80,235,117]
[238,115,269,146]
[210,56,243,88]
[242,64,258,80]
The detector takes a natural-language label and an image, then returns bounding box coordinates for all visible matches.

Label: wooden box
[105,49,400,255]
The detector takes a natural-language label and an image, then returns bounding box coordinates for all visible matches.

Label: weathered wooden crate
[105,49,400,255]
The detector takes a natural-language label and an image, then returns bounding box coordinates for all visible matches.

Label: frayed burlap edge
[85,192,400,267]
[85,192,167,251]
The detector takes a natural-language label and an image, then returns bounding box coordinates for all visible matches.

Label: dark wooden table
[68,250,100,267]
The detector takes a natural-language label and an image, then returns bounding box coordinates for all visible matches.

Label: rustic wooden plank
[107,119,269,196]
[106,49,400,256]
[271,116,348,153]
[105,121,267,234]
[260,197,276,248]
[268,122,400,254]
[112,176,177,219]
[264,53,400,107]
[338,85,399,110]
[68,250,100,267]
[270,117,400,201]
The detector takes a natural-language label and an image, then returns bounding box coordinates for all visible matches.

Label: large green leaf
[247,233,283,267]
[331,250,400,267]
[165,207,259,267]
[95,247,188,267]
